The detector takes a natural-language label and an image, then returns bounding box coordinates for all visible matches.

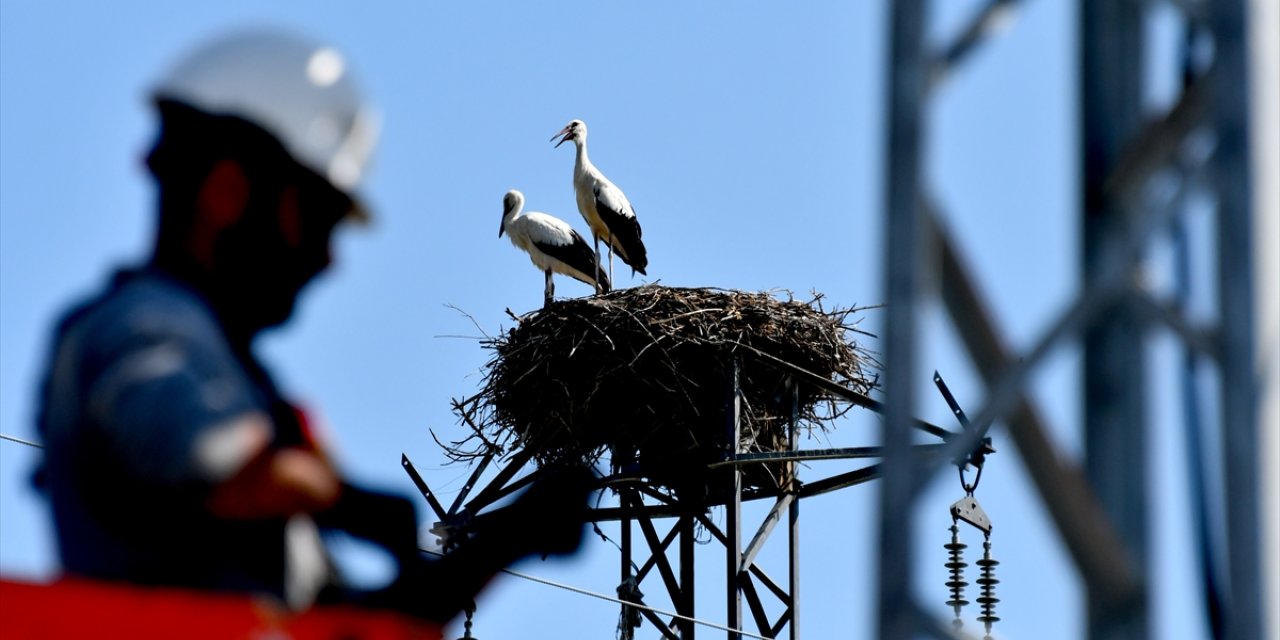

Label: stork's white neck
[573,137,591,170]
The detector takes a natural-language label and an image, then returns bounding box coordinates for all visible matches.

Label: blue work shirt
[35,268,295,598]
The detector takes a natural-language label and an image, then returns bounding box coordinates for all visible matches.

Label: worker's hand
[481,465,596,559]
[368,465,596,622]
[202,400,343,520]
[270,448,343,507]
[206,445,342,519]
[313,484,419,559]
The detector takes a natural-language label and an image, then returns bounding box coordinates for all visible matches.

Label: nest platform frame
[404,352,991,640]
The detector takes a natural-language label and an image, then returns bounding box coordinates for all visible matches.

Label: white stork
[498,189,610,308]
[551,119,648,288]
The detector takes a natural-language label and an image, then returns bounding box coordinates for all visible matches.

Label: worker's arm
[80,294,342,520]
[199,413,342,519]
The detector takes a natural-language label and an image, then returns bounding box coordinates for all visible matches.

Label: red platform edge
[0,577,443,640]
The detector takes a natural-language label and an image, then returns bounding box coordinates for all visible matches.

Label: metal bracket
[950,495,992,535]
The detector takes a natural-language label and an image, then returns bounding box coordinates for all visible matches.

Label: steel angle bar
[447,452,492,516]
[878,0,927,633]
[1100,70,1213,209]
[726,359,744,639]
[632,499,684,603]
[1171,191,1228,637]
[772,609,794,640]
[461,447,537,514]
[621,487,636,637]
[929,0,1022,90]
[740,493,795,574]
[708,444,950,469]
[787,384,800,640]
[634,519,682,586]
[795,464,883,499]
[733,343,988,451]
[637,604,680,640]
[586,503,691,523]
[1132,290,1220,360]
[932,372,971,430]
[401,454,449,522]
[632,482,683,506]
[739,575,774,638]
[465,470,538,516]
[1209,2,1263,637]
[738,460,916,503]
[696,514,790,604]
[680,515,696,640]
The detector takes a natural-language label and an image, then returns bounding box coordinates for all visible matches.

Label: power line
[421,548,771,640]
[498,565,771,640]
[0,433,43,449]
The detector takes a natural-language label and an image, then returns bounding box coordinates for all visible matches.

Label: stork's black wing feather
[533,232,611,292]
[594,187,648,275]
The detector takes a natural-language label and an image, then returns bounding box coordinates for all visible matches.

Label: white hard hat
[152,29,379,200]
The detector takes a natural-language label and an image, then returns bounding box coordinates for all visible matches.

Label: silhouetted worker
[33,29,589,624]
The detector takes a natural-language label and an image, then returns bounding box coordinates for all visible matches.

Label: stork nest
[448,285,879,497]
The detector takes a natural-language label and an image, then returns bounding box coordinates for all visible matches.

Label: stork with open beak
[551,119,648,289]
[498,189,610,308]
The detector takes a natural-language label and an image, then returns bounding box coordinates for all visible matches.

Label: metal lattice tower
[875,1,1268,639]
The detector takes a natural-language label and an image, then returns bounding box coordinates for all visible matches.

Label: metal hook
[958,461,985,495]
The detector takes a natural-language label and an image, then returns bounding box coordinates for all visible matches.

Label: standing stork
[551,119,648,288]
[498,189,610,308]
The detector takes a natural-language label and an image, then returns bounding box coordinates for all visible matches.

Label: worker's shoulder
[58,269,223,353]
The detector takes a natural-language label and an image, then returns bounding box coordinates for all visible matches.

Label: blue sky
[1,2,1210,638]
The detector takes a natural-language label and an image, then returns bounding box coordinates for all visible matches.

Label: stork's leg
[592,235,602,295]
[607,232,615,284]
[544,270,554,308]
